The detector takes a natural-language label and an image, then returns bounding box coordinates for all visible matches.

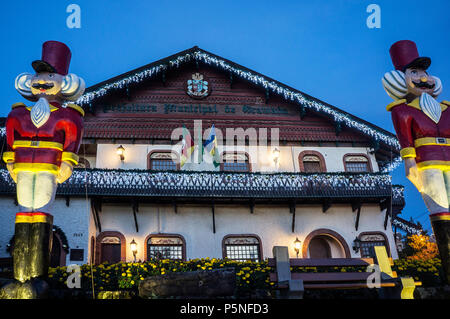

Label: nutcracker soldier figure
[0,41,85,298]
[382,40,450,283]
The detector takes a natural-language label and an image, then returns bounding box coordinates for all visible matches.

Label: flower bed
[46,257,445,298]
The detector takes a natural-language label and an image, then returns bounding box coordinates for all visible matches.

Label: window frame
[220,152,252,172]
[357,232,390,258]
[222,234,263,262]
[145,234,186,261]
[343,153,372,173]
[298,150,327,173]
[147,150,180,171]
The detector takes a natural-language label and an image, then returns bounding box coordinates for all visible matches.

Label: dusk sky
[1,0,450,233]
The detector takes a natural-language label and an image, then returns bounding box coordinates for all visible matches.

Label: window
[358,233,389,258]
[303,155,322,173]
[299,151,326,172]
[147,235,185,260]
[148,151,178,171]
[344,155,371,172]
[223,236,261,262]
[221,153,250,172]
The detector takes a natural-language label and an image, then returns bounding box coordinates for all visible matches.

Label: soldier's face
[30,72,63,99]
[405,67,436,97]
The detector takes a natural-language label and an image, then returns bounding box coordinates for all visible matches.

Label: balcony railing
[0,169,403,205]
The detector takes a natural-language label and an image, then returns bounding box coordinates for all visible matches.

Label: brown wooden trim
[144,233,187,261]
[343,153,373,172]
[221,234,263,261]
[220,152,252,172]
[95,231,126,264]
[90,236,95,264]
[357,231,391,257]
[298,150,327,172]
[53,233,67,267]
[302,228,351,258]
[147,149,180,170]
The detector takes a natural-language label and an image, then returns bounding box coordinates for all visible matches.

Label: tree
[405,234,439,261]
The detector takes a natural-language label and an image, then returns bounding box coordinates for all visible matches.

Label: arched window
[146,234,186,261]
[221,152,251,172]
[95,231,126,264]
[298,151,326,172]
[147,151,179,171]
[343,154,372,172]
[222,235,262,262]
[358,232,390,258]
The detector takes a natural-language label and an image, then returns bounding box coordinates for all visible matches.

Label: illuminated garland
[391,218,422,235]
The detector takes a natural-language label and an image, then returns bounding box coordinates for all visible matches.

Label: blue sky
[1,0,450,233]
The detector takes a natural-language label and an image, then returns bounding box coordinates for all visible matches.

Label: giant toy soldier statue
[382,40,450,283]
[0,41,85,298]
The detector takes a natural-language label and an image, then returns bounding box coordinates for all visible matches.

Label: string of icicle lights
[66,50,402,171]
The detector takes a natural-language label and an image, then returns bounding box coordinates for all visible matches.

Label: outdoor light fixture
[273,147,280,167]
[352,237,361,253]
[293,237,301,258]
[116,145,125,161]
[130,239,138,262]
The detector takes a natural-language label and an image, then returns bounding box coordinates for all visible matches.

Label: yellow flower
[122,273,126,277]
[131,281,135,285]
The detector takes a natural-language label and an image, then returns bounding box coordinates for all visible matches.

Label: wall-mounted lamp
[352,237,361,253]
[273,147,280,168]
[130,239,138,262]
[293,237,302,258]
[117,145,125,161]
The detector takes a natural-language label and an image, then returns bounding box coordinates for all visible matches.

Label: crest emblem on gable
[186,73,210,99]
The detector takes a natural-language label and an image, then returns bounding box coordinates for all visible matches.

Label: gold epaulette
[66,103,85,117]
[11,102,26,109]
[441,101,450,111]
[386,99,407,111]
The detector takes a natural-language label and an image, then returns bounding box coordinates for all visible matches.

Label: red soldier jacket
[388,98,450,170]
[2,102,84,175]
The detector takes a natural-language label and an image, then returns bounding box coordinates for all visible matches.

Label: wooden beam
[91,198,102,233]
[299,105,306,120]
[384,197,392,230]
[132,199,139,233]
[265,88,270,104]
[211,204,216,234]
[161,70,166,87]
[65,196,70,207]
[355,206,361,231]
[322,201,331,213]
[290,202,296,233]
[250,199,255,214]
[229,72,234,89]
[173,201,178,214]
[351,201,361,212]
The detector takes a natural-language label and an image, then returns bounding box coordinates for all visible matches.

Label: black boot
[430,214,450,285]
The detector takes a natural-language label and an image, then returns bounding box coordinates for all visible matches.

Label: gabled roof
[69,46,401,171]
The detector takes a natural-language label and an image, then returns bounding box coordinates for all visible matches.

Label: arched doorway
[303,229,351,258]
[308,236,332,259]
[95,231,126,264]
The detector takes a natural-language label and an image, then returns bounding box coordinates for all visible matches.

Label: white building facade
[0,47,414,267]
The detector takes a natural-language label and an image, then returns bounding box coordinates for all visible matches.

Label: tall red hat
[389,40,431,71]
[32,41,72,75]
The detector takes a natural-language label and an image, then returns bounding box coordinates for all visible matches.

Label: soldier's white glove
[56,161,74,184]
[404,158,423,192]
